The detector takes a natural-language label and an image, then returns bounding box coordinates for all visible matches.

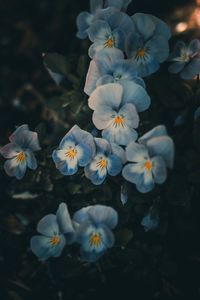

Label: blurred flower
[52,125,96,176]
[168,39,200,79]
[175,22,188,33]
[88,7,134,57]
[125,13,171,77]
[141,211,159,232]
[76,0,103,39]
[122,125,174,193]
[0,124,41,180]
[88,83,150,145]
[84,48,145,96]
[84,138,122,185]
[76,0,132,39]
[30,203,75,261]
[73,204,118,262]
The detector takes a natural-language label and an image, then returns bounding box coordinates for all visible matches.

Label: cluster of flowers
[77,0,200,79]
[53,124,174,193]
[3,0,200,263]
[30,203,118,262]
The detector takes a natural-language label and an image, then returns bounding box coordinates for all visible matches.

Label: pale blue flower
[76,0,132,39]
[168,39,200,79]
[0,124,41,180]
[84,138,122,185]
[88,83,150,145]
[122,125,174,193]
[30,203,75,261]
[52,125,95,176]
[125,13,171,77]
[84,48,145,96]
[88,7,134,57]
[73,204,118,262]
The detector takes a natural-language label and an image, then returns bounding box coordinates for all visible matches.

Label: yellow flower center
[114,116,123,125]
[50,236,60,247]
[180,54,188,62]
[97,159,107,169]
[66,149,76,159]
[89,234,100,247]
[136,49,146,58]
[16,152,25,162]
[144,161,152,171]
[105,38,114,48]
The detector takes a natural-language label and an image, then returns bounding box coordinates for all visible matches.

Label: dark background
[1,0,200,300]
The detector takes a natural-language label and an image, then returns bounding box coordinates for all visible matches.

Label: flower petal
[148,14,171,40]
[146,136,174,168]
[188,39,200,56]
[76,143,92,166]
[111,142,126,164]
[90,0,103,14]
[121,81,150,112]
[119,103,139,128]
[76,12,93,39]
[92,107,116,130]
[59,136,76,151]
[88,20,112,43]
[137,56,160,78]
[125,32,143,58]
[37,214,59,237]
[136,170,154,193]
[56,203,75,235]
[94,138,111,154]
[107,154,122,176]
[131,13,156,41]
[102,122,138,146]
[73,207,92,225]
[84,161,107,185]
[96,74,115,87]
[125,141,149,162]
[0,143,22,159]
[122,163,144,184]
[4,158,27,180]
[180,55,200,80]
[88,83,123,111]
[9,124,29,143]
[84,60,101,96]
[168,41,186,61]
[152,156,167,184]
[25,149,37,170]
[112,27,126,51]
[95,47,124,67]
[30,234,66,260]
[138,125,167,145]
[168,62,186,74]
[145,35,169,63]
[88,205,118,229]
[52,150,78,175]
[108,10,134,34]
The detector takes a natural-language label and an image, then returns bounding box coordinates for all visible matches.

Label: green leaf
[44,53,70,77]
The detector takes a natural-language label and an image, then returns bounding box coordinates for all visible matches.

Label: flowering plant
[1,1,200,289]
